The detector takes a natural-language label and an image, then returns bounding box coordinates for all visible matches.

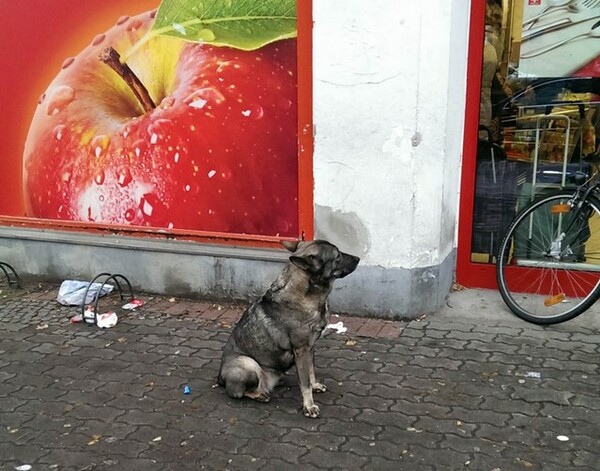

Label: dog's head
[282,240,360,287]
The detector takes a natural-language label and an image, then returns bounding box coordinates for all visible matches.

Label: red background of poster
[0,0,304,240]
[0,0,160,217]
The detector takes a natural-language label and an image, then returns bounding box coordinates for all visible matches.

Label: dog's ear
[289,254,321,273]
[281,240,300,252]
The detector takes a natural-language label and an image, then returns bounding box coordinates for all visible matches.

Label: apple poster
[0,0,299,237]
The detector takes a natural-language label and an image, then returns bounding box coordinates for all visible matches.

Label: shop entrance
[457,0,600,289]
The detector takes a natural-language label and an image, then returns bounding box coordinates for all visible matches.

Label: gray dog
[218,239,360,418]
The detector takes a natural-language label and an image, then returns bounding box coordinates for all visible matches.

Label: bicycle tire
[496,190,600,324]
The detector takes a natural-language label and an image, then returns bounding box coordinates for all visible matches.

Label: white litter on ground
[326,321,347,334]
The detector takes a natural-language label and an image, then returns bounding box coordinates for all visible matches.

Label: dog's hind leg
[220,356,276,403]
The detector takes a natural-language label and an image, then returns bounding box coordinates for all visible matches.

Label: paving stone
[240,439,309,464]
[260,458,316,471]
[202,448,257,470]
[376,322,404,339]
[363,456,413,471]
[2,284,600,470]
[300,445,369,469]
[411,355,464,371]
[475,423,538,446]
[340,436,404,459]
[279,427,346,451]
[414,415,478,438]
[390,399,452,419]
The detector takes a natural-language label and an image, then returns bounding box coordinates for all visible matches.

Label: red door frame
[0,0,314,249]
[296,0,314,242]
[456,0,499,289]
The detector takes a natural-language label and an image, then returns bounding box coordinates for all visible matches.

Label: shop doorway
[457,0,600,289]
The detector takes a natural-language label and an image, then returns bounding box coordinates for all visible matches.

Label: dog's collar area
[308,278,331,293]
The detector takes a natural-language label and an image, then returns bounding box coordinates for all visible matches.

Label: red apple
[23,10,298,236]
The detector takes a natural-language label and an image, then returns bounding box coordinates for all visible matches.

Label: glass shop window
[471,0,600,263]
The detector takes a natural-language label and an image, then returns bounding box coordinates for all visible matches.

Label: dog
[217,239,360,418]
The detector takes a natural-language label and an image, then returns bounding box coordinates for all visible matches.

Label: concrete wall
[312,0,470,316]
[0,0,472,319]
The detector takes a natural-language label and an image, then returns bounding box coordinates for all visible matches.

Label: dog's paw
[255,392,271,403]
[303,404,320,418]
[312,382,327,393]
[245,390,271,403]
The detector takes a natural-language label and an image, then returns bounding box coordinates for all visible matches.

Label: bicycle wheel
[496,190,600,324]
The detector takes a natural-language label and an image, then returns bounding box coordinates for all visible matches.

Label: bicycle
[496,169,600,324]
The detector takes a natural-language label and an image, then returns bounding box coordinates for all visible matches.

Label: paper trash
[57,280,114,306]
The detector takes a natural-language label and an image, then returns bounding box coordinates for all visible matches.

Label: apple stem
[99,46,156,113]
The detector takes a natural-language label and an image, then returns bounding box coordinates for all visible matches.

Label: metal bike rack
[0,262,20,288]
[81,272,134,327]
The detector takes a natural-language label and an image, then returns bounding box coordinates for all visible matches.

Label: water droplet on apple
[185,87,225,107]
[188,98,207,110]
[123,120,140,139]
[62,57,75,69]
[278,97,292,110]
[61,172,71,182]
[94,171,105,185]
[172,23,187,35]
[99,195,105,202]
[127,19,143,32]
[53,125,66,141]
[274,217,291,235]
[91,34,106,46]
[198,29,215,41]
[124,208,136,221]
[116,167,133,187]
[139,193,165,220]
[174,152,180,164]
[46,86,75,115]
[91,135,110,158]
[208,170,216,179]
[241,104,264,120]
[220,168,233,180]
[167,222,174,229]
[147,119,172,145]
[160,97,175,109]
[216,61,243,74]
[140,196,154,217]
[117,15,130,25]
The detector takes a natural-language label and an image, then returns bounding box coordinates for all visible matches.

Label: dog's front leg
[309,347,326,393]
[294,346,320,418]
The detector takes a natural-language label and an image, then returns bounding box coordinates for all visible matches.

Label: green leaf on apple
[123,0,297,60]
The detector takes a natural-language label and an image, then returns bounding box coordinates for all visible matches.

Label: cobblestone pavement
[0,282,599,470]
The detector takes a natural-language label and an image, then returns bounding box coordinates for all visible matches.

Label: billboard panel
[0,0,299,237]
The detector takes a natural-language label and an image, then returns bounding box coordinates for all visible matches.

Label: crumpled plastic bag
[57,280,114,306]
